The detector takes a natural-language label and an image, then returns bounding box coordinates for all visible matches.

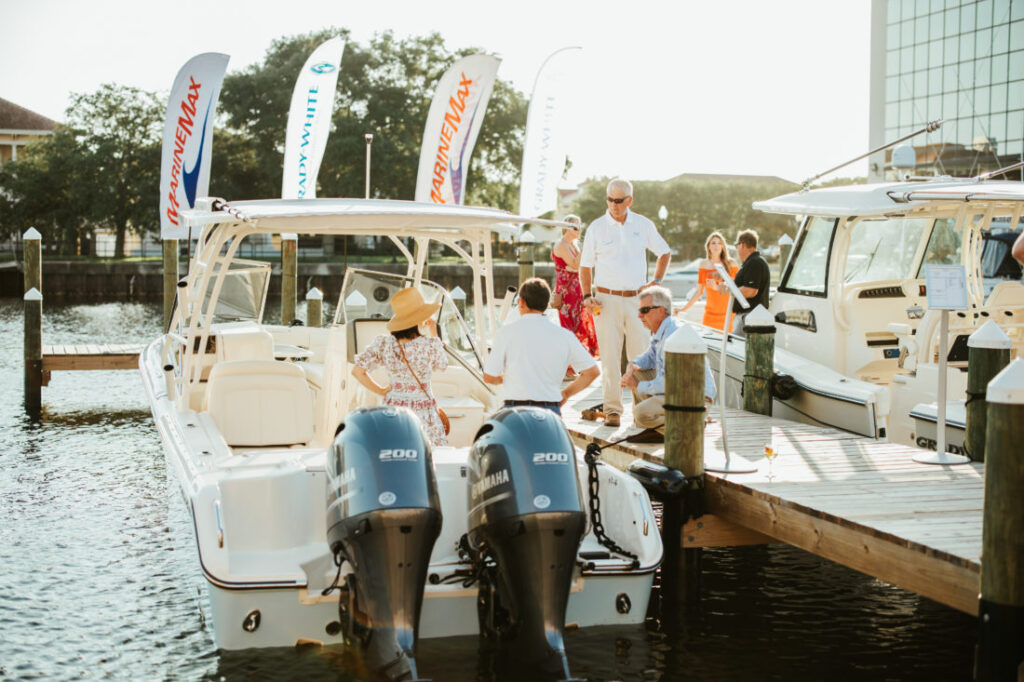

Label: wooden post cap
[345,290,367,307]
[743,304,775,331]
[986,358,1024,405]
[968,320,1012,349]
[24,287,42,301]
[305,287,323,301]
[450,286,467,301]
[281,233,298,241]
[23,228,41,240]
[665,323,707,355]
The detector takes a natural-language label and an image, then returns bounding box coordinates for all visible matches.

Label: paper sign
[714,263,750,310]
[924,264,968,310]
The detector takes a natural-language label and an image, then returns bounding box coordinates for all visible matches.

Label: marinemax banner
[519,47,581,218]
[159,53,230,239]
[282,37,345,200]
[415,54,500,205]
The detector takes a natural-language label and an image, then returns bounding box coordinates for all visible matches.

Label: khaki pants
[594,293,650,415]
[631,368,665,429]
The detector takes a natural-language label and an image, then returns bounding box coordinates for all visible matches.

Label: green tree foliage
[573,176,803,260]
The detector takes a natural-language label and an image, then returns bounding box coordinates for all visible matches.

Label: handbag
[549,291,563,309]
[396,339,450,436]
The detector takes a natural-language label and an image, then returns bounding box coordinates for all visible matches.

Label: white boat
[705,177,1024,453]
[139,197,662,679]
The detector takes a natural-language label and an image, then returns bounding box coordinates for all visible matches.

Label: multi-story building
[869,0,1024,180]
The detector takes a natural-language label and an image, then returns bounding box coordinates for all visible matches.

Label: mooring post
[23,228,42,417]
[306,287,323,328]
[450,286,467,317]
[662,324,708,604]
[163,239,179,330]
[977,358,1024,681]
[281,233,298,325]
[742,305,775,416]
[517,231,535,287]
[965,321,1012,462]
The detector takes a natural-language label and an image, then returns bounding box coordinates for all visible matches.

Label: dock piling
[742,305,776,416]
[306,287,323,328]
[517,231,536,287]
[662,324,709,604]
[281,234,298,325]
[977,358,1024,681]
[965,321,1012,462]
[23,228,42,418]
[163,239,178,330]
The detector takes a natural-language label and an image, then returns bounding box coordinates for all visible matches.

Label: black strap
[664,404,706,413]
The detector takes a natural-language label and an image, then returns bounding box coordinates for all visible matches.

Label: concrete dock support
[742,305,775,416]
[281,234,298,325]
[977,359,1024,681]
[965,321,1012,462]
[306,287,323,328]
[163,239,178,330]
[662,324,709,604]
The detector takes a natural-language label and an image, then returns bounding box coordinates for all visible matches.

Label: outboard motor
[326,407,441,682]
[467,407,586,680]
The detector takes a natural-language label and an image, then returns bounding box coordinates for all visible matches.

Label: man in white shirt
[483,278,599,416]
[580,178,671,427]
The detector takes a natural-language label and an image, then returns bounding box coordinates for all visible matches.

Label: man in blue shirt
[620,286,716,430]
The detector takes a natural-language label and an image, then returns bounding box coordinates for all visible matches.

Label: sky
[1,0,873,186]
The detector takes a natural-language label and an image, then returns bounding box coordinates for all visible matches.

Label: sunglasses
[638,305,663,314]
[606,196,629,204]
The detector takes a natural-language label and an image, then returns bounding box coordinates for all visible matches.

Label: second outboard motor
[326,407,441,682]
[467,407,586,680]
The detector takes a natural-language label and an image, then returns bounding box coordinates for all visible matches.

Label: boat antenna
[801,119,943,190]
[974,159,1024,182]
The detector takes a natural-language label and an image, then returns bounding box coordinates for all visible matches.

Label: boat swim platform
[561,396,983,616]
[40,344,143,384]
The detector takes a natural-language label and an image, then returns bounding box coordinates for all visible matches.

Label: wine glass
[764,443,778,480]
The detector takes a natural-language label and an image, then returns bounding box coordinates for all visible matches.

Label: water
[0,300,977,681]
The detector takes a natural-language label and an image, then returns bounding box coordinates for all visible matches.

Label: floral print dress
[553,252,599,357]
[354,335,449,446]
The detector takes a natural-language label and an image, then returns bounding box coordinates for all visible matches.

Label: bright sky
[1,0,872,185]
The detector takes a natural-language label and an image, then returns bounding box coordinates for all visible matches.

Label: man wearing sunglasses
[620,286,716,436]
[579,178,671,427]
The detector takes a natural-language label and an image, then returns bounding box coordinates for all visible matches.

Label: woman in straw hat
[351,287,450,446]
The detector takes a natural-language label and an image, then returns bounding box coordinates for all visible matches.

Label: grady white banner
[159,53,229,239]
[282,37,345,199]
[519,47,581,218]
[415,54,500,204]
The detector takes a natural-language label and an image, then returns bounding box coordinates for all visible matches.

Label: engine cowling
[326,406,441,682]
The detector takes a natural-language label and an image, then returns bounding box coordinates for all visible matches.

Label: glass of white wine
[764,443,778,480]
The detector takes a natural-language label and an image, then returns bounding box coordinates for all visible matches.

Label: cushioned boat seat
[205,360,313,446]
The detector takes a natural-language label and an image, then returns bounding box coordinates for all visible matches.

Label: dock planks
[41,344,143,372]
[562,396,982,615]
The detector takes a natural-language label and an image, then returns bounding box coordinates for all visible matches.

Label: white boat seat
[215,325,274,362]
[984,281,1024,308]
[204,360,314,446]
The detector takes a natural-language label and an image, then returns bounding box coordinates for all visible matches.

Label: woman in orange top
[679,231,738,331]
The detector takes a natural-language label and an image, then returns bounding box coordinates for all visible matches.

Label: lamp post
[364,133,373,199]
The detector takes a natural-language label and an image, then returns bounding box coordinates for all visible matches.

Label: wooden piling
[662,325,708,604]
[742,305,775,416]
[517,233,535,287]
[281,234,298,325]
[977,359,1024,681]
[306,287,323,328]
[23,227,41,294]
[24,288,42,417]
[163,239,179,330]
[965,321,1012,462]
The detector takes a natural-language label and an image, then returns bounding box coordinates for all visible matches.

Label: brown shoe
[626,428,664,444]
[604,413,621,427]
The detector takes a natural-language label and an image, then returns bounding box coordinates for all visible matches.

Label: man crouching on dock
[483,278,599,416]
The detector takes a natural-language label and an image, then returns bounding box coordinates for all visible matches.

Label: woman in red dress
[679,231,739,331]
[551,215,599,358]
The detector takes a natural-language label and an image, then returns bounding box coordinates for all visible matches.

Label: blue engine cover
[467,407,583,533]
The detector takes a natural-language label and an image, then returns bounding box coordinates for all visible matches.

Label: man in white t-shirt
[483,278,599,416]
[580,178,671,427]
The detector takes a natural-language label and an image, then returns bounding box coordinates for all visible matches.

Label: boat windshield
[337,269,483,372]
[844,217,931,284]
[916,218,962,275]
[782,216,835,295]
[192,259,270,325]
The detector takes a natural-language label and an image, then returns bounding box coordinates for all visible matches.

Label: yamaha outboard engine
[467,407,586,680]
[326,407,442,681]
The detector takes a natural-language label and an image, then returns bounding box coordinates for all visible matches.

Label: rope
[663,404,706,413]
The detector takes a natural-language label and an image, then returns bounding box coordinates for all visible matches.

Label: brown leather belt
[595,286,639,297]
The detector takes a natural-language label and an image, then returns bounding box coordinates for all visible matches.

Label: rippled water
[0,299,976,681]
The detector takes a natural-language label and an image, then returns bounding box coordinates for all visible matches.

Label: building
[0,98,55,167]
[869,0,1024,181]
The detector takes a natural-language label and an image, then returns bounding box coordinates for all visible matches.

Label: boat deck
[562,391,983,615]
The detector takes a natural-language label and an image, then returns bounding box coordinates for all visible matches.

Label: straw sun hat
[387,287,441,332]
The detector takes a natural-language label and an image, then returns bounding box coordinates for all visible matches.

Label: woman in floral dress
[551,215,599,358]
[351,287,449,446]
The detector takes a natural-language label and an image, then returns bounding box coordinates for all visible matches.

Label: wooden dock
[563,399,983,616]
[40,344,143,384]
